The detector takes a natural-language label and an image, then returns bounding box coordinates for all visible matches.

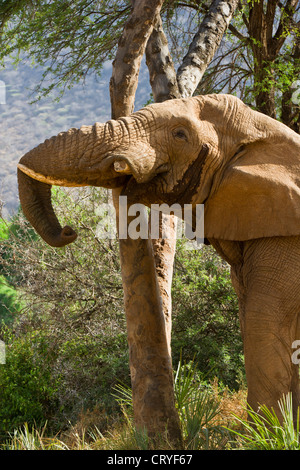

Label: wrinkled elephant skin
[18,94,300,422]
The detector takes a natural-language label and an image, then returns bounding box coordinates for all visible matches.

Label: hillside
[0,58,151,218]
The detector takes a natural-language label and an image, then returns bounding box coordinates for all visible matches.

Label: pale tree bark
[146,15,180,103]
[109,0,239,443]
[177,0,239,97]
[110,0,163,118]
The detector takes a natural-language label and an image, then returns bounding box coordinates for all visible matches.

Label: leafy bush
[0,188,130,435]
[174,357,227,449]
[113,357,229,450]
[0,328,60,439]
[0,275,21,324]
[172,241,244,389]
[0,187,244,438]
[0,220,19,324]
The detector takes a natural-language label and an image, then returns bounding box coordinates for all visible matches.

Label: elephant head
[17,94,300,247]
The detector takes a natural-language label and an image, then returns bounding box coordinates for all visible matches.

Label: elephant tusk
[17,163,86,187]
[114,161,132,174]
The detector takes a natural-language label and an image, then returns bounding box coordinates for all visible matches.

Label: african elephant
[17,94,300,422]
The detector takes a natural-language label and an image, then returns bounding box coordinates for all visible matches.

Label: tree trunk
[112,188,181,442]
[109,0,239,444]
[248,0,277,118]
[110,0,163,118]
[110,0,182,444]
[281,36,300,133]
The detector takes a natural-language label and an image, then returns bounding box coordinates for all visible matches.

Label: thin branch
[271,0,298,57]
[228,23,248,41]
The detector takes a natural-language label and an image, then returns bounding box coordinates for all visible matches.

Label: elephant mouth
[99,152,163,184]
[121,144,209,206]
[98,154,171,196]
[121,172,169,206]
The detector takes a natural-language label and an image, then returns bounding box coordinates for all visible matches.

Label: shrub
[0,328,60,439]
[172,241,244,389]
[0,187,244,436]
[0,188,129,433]
[0,275,21,325]
[229,393,300,450]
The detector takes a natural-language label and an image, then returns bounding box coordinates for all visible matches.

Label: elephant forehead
[139,98,199,124]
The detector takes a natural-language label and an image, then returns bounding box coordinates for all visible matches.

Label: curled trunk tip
[52,225,78,247]
[17,168,78,247]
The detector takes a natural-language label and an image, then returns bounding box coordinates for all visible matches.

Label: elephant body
[17,94,300,422]
[211,236,300,419]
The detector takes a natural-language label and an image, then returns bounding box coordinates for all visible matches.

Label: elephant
[17,93,300,422]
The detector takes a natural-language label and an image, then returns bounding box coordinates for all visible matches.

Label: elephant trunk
[17,121,134,247]
[17,169,78,247]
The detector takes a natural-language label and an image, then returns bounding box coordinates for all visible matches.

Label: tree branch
[271,0,298,58]
[109,0,163,118]
[145,14,180,102]
[228,23,248,41]
[177,0,239,97]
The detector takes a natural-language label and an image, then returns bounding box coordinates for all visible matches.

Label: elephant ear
[203,128,300,241]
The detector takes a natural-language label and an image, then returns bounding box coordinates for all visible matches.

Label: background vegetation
[0,0,299,450]
[0,187,243,442]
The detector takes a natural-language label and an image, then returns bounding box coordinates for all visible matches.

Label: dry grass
[211,379,247,428]
[2,384,248,450]
[5,389,300,450]
[60,382,248,450]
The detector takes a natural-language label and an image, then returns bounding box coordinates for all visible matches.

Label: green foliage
[0,218,9,240]
[174,357,227,449]
[0,218,24,324]
[4,392,300,450]
[113,357,228,450]
[229,393,300,450]
[198,1,299,127]
[0,327,60,439]
[0,275,21,324]
[0,187,244,440]
[172,240,243,389]
[53,331,130,422]
[0,0,131,98]
[2,422,68,450]
[0,187,130,437]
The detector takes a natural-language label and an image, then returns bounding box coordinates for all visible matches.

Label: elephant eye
[173,128,188,142]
